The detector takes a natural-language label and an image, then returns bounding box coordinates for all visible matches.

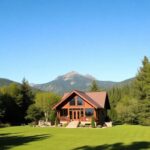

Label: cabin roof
[53,90,110,110]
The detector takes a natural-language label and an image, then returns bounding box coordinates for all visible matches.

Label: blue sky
[0,0,150,83]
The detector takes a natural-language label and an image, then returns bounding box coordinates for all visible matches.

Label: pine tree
[19,78,34,122]
[89,80,101,92]
[108,87,122,107]
[0,93,5,121]
[133,56,150,100]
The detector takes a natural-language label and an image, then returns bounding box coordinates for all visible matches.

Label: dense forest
[0,79,60,126]
[107,56,150,126]
[0,56,149,126]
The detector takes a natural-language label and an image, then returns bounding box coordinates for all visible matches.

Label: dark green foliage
[0,93,5,120]
[0,93,23,125]
[133,56,150,100]
[137,100,150,126]
[108,87,122,108]
[19,79,34,119]
[116,97,139,124]
[108,56,150,126]
[0,79,35,125]
[55,116,59,126]
[91,116,95,128]
[26,104,43,124]
[0,80,60,125]
[49,110,56,125]
[108,108,117,123]
[89,80,101,92]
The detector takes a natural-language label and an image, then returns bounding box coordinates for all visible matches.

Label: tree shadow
[72,142,150,150]
[0,132,50,150]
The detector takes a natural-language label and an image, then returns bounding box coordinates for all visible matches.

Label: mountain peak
[28,71,134,94]
[63,71,79,80]
[65,71,79,76]
[85,74,96,80]
[59,71,96,81]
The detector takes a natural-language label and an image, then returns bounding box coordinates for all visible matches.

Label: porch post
[94,109,96,120]
[84,109,86,120]
[68,108,70,121]
[57,111,60,120]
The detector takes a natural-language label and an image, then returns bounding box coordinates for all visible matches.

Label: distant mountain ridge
[0,72,134,94]
[32,71,134,94]
[0,78,18,87]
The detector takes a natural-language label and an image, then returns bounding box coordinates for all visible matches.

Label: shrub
[55,117,59,126]
[0,123,11,128]
[49,110,56,125]
[91,116,95,128]
[26,104,43,125]
[62,123,68,127]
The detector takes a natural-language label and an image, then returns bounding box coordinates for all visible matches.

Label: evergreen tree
[18,78,34,123]
[108,87,122,107]
[89,80,101,92]
[0,80,36,125]
[137,100,150,126]
[116,96,139,124]
[108,108,117,123]
[0,93,5,121]
[0,84,23,125]
[133,56,150,100]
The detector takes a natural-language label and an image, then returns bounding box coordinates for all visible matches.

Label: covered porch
[57,108,97,123]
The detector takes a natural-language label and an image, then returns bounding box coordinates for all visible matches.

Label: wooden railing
[59,116,70,122]
[59,116,94,122]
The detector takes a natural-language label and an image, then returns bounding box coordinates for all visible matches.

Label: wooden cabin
[53,90,111,125]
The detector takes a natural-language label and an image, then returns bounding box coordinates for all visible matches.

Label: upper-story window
[77,96,83,105]
[70,98,75,105]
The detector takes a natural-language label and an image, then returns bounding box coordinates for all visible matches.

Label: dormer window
[77,96,83,105]
[70,98,75,105]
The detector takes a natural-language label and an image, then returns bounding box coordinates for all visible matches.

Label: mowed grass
[0,125,150,150]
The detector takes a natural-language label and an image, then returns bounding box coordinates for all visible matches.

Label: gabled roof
[53,90,110,110]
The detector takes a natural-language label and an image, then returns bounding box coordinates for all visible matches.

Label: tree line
[0,79,60,126]
[90,56,150,126]
[0,56,149,126]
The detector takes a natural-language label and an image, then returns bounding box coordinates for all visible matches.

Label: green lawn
[0,125,150,150]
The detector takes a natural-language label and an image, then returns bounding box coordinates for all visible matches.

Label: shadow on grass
[72,142,150,150]
[0,133,50,150]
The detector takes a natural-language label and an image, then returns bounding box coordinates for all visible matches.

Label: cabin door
[71,110,80,121]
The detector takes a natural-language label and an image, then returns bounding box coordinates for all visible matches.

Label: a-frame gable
[52,90,98,110]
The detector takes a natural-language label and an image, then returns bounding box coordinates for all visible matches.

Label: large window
[60,109,68,116]
[70,98,75,105]
[77,96,83,105]
[85,108,93,117]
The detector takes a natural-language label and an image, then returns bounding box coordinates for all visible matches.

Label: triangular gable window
[70,98,75,105]
[77,96,83,105]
